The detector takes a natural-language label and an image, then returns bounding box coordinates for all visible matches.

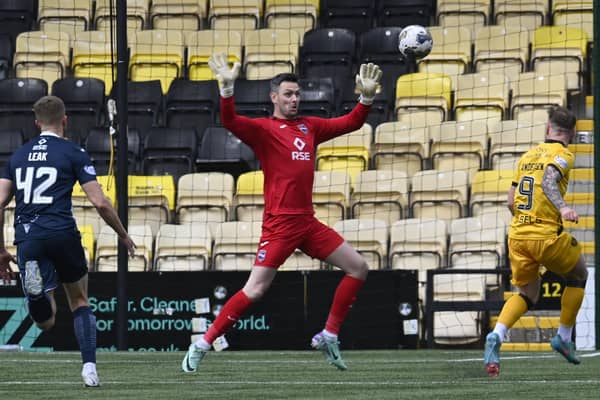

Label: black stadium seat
[376,0,435,28]
[0,78,47,140]
[165,79,218,139]
[232,79,273,118]
[141,127,197,181]
[196,127,258,180]
[0,129,24,169]
[0,35,12,80]
[84,127,140,175]
[52,77,105,144]
[298,77,336,118]
[320,0,375,34]
[111,80,163,140]
[0,0,36,49]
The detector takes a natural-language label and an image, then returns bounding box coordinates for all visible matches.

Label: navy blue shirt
[2,132,97,243]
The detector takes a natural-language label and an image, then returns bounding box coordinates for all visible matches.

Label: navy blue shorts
[16,230,88,297]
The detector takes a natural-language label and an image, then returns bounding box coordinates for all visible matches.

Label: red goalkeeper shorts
[253,214,344,268]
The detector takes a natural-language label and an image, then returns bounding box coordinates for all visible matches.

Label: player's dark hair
[270,73,298,92]
[547,106,576,136]
[33,95,66,126]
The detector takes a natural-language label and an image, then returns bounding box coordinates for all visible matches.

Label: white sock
[82,362,96,373]
[557,324,573,343]
[493,322,507,343]
[322,329,337,341]
[194,337,211,351]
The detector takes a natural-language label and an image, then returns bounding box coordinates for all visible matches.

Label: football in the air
[398,25,433,59]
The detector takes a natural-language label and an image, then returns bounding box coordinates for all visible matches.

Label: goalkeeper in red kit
[182,53,382,372]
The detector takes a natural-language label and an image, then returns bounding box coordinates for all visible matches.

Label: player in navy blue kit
[0,96,135,387]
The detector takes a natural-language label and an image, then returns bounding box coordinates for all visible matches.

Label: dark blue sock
[73,306,96,364]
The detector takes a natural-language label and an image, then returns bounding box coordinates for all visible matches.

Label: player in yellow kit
[483,106,588,376]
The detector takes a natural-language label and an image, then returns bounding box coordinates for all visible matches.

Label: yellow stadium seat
[72,175,116,240]
[473,25,530,76]
[154,223,212,271]
[234,170,264,222]
[449,215,506,268]
[333,219,389,270]
[243,28,300,80]
[469,170,514,223]
[208,0,263,31]
[96,224,153,272]
[437,0,491,37]
[312,170,350,227]
[453,71,510,128]
[185,30,243,81]
[278,250,322,271]
[3,199,15,231]
[395,72,452,124]
[212,221,262,270]
[95,0,147,33]
[176,172,234,227]
[2,225,18,269]
[410,170,469,221]
[552,1,593,40]
[149,0,207,31]
[37,0,92,35]
[568,168,594,193]
[488,120,546,170]
[129,30,185,93]
[316,124,371,182]
[428,120,488,181]
[350,169,409,225]
[569,143,594,168]
[531,26,588,92]
[564,192,594,217]
[495,0,548,32]
[372,121,429,178]
[127,175,175,237]
[72,30,116,95]
[418,26,472,88]
[564,216,594,243]
[13,30,71,88]
[79,224,95,267]
[264,0,318,44]
[510,72,567,120]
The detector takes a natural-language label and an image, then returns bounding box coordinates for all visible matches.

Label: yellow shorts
[508,231,582,287]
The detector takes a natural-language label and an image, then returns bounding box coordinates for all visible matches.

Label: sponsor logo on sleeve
[84,165,97,176]
[554,155,568,169]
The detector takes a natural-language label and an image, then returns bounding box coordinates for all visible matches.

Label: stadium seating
[570,143,594,168]
[350,169,409,225]
[212,221,262,270]
[149,0,207,31]
[473,25,530,77]
[552,1,593,40]
[531,26,588,92]
[72,175,116,240]
[2,225,17,267]
[0,35,12,80]
[428,120,488,180]
[165,79,218,134]
[0,0,36,48]
[208,0,263,31]
[488,119,546,170]
[52,77,105,144]
[395,72,453,124]
[410,170,469,221]
[84,127,140,174]
[185,30,243,81]
[72,30,117,95]
[510,72,567,120]
[333,218,389,270]
[372,121,429,178]
[264,0,319,43]
[37,0,92,35]
[299,28,356,89]
[79,224,94,267]
[113,80,163,139]
[298,77,335,118]
[176,172,235,226]
[469,170,514,224]
[316,123,372,181]
[376,0,435,28]
[320,0,375,33]
[568,168,594,193]
[418,26,472,89]
[195,126,259,180]
[127,175,175,237]
[129,30,185,93]
[231,79,273,117]
[312,170,351,227]
[436,0,491,36]
[0,78,47,140]
[564,216,594,244]
[0,130,24,170]
[453,72,510,128]
[564,192,594,218]
[13,30,71,89]
[95,0,147,33]
[154,223,212,271]
[243,28,300,80]
[338,76,392,129]
[449,215,507,270]
[278,249,322,271]
[141,127,197,181]
[494,0,547,31]
[233,170,264,222]
[96,224,153,271]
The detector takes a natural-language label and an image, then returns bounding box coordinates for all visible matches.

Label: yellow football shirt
[509,140,574,239]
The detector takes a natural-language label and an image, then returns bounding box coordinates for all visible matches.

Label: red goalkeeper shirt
[220,96,370,215]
